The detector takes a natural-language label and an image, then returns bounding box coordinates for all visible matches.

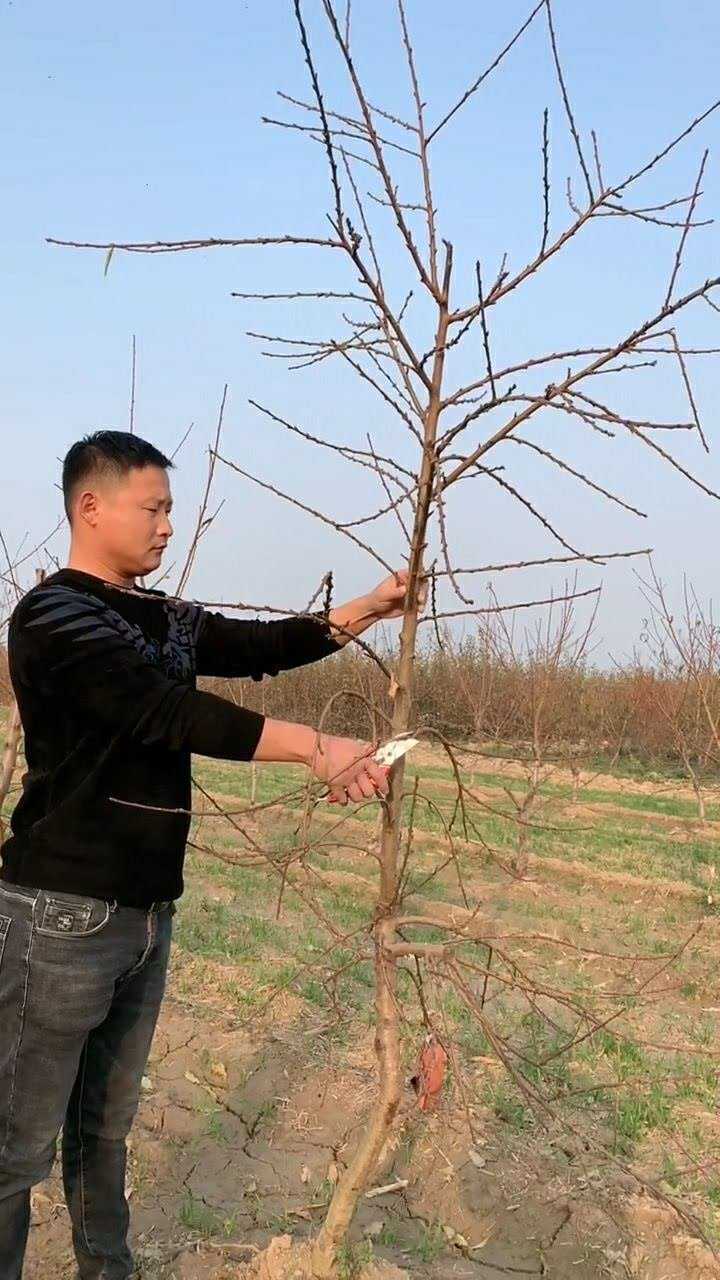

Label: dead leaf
[210,1060,228,1085]
[411,1033,448,1111]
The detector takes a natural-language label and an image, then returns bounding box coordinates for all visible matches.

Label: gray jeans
[0,880,174,1279]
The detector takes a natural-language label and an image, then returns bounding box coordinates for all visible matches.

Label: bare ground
[22,980,720,1280]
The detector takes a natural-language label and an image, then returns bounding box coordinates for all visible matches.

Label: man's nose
[159,513,173,539]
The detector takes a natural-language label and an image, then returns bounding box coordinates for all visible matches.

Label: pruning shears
[373,734,421,773]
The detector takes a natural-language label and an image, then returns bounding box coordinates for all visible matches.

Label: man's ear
[76,489,100,529]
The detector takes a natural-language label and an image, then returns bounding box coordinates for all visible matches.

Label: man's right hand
[252,719,389,805]
[311,735,389,806]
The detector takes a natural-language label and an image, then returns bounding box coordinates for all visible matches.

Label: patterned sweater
[0,569,338,906]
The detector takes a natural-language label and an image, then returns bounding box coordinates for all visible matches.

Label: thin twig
[664,149,708,307]
[540,108,550,255]
[432,548,651,576]
[509,436,647,518]
[48,234,345,253]
[544,0,594,203]
[176,386,228,596]
[213,448,395,573]
[418,585,601,621]
[475,260,496,399]
[293,0,343,228]
[427,1,545,143]
[129,333,137,434]
[669,328,709,452]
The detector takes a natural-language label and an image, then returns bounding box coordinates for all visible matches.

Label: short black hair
[62,430,174,520]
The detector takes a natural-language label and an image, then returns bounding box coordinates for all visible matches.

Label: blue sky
[2,1,720,659]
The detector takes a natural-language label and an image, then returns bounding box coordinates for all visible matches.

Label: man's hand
[327,569,428,645]
[365,569,427,621]
[311,734,389,806]
[253,721,387,806]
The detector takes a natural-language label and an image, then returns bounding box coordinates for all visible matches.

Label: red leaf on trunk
[410,1033,448,1111]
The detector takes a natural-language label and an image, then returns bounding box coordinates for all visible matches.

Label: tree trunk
[311,252,452,1278]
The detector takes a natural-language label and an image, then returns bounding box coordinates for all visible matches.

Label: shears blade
[373,735,421,770]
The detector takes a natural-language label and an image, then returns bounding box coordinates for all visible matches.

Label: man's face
[76,464,174,578]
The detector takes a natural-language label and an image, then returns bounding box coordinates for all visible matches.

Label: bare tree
[641,568,720,822]
[479,591,597,874]
[49,2,720,1272]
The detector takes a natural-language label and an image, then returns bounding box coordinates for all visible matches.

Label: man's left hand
[366,569,427,621]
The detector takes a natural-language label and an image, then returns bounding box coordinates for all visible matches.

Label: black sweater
[0,569,339,907]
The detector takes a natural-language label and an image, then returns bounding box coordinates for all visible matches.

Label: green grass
[203,752,719,824]
[178,1191,237,1238]
[412,759,720,821]
[337,1240,374,1279]
[173,895,289,961]
[488,1084,530,1131]
[204,1110,231,1145]
[193,752,720,894]
[614,1084,674,1148]
[442,989,491,1057]
[412,1222,447,1264]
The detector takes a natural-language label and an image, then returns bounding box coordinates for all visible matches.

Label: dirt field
[7,742,720,1279]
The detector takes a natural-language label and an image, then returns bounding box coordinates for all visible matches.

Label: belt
[0,882,175,914]
[109,899,175,913]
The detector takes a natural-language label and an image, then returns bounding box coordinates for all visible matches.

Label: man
[0,430,409,1279]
